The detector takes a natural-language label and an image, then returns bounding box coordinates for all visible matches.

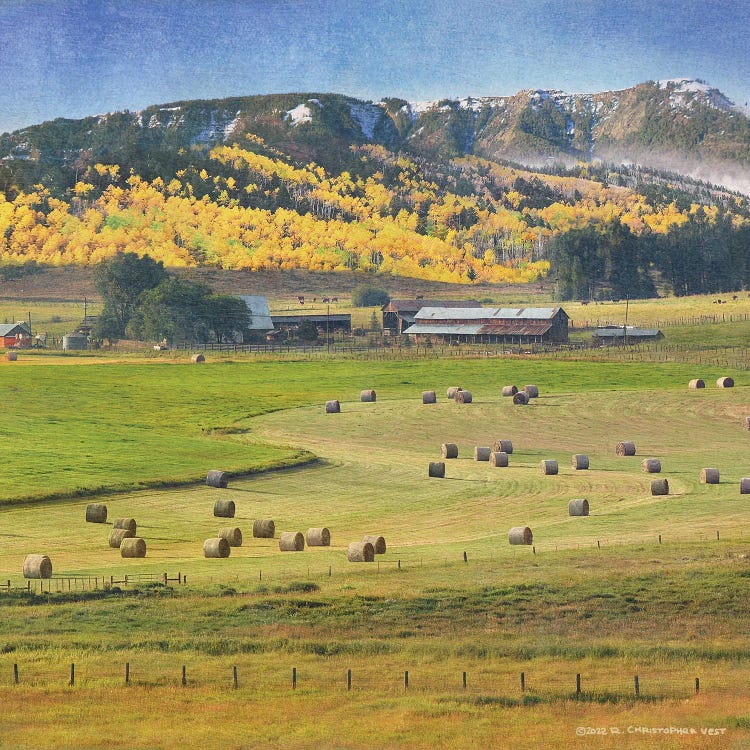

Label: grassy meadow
[0,353,749,748]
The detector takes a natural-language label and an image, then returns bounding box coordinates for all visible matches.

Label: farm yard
[0,353,749,749]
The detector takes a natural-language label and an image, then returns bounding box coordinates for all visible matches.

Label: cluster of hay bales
[616,441,636,456]
[206,470,229,488]
[325,400,341,413]
[279,531,305,552]
[571,454,589,470]
[347,541,374,562]
[422,390,437,404]
[540,459,558,475]
[104,518,146,557]
[441,443,458,459]
[253,519,275,538]
[502,385,518,397]
[641,458,661,473]
[428,461,446,478]
[651,478,669,496]
[360,389,376,402]
[306,527,331,546]
[213,499,235,518]
[490,451,509,467]
[218,527,243,546]
[508,527,533,545]
[204,537,230,558]
[474,446,491,461]
[23,554,52,579]
[85,503,108,523]
[699,468,720,484]
[717,376,734,388]
[568,498,589,516]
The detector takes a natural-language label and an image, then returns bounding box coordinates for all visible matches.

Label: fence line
[1,659,703,701]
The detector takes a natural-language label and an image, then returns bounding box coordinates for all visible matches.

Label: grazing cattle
[297,296,305,305]
[322,297,330,303]
[331,296,338,303]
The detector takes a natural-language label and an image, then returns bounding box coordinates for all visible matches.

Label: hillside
[0,81,749,298]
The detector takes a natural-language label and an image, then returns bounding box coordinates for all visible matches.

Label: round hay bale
[218,527,243,546]
[446,386,462,399]
[109,528,135,548]
[699,468,720,484]
[325,399,341,413]
[571,454,589,470]
[253,519,275,538]
[501,385,518,397]
[204,537,230,558]
[568,498,590,516]
[688,379,705,389]
[6,351,17,362]
[206,470,229,488]
[428,461,446,478]
[523,385,539,398]
[441,443,458,459]
[717,376,734,388]
[422,390,437,404]
[306,527,331,546]
[85,503,108,523]
[540,459,558,475]
[113,518,137,534]
[740,478,750,494]
[615,441,636,456]
[491,439,513,454]
[651,478,669,496]
[23,554,52,579]
[360,389,376,402]
[120,538,147,558]
[512,391,529,405]
[508,527,533,545]
[191,353,205,363]
[362,535,386,554]
[279,531,305,552]
[490,451,509,467]
[213,499,235,518]
[455,390,472,404]
[641,458,661,473]
[474,446,491,461]
[347,541,375,562]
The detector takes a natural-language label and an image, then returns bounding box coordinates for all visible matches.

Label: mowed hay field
[0,356,749,749]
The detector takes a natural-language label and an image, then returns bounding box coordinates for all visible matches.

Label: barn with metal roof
[402,307,569,343]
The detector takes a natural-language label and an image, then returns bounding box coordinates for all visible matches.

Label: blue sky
[1,0,749,133]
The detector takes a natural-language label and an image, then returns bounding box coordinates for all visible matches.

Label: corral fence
[0,571,186,595]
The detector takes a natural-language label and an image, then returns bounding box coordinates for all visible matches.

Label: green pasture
[0,355,749,749]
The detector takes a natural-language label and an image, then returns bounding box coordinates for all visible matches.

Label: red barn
[0,322,32,348]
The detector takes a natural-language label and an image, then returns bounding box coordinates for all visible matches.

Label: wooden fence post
[521,672,525,692]
[182,665,186,686]
[404,670,409,689]
[695,677,700,694]
[576,673,581,695]
[347,669,352,691]
[634,675,639,696]
[125,662,130,685]
[13,663,18,684]
[292,667,297,690]
[462,671,467,689]
[69,663,75,687]
[233,665,238,689]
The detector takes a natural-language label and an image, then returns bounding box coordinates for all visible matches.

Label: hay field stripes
[0,380,747,581]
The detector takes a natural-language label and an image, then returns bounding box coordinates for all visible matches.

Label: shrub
[352,285,389,307]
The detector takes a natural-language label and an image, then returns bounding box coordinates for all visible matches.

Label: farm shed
[402,307,570,344]
[382,299,481,334]
[0,322,31,349]
[235,295,275,341]
[593,326,664,344]
[271,312,351,335]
